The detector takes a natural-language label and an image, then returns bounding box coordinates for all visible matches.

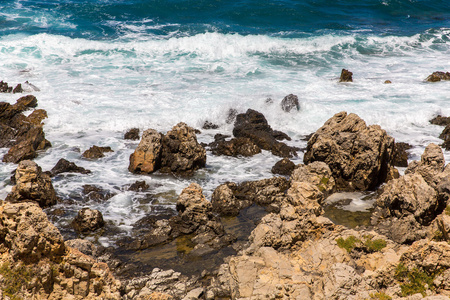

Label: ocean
[1,0,450,245]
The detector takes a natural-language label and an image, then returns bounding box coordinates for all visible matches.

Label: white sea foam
[1,31,449,237]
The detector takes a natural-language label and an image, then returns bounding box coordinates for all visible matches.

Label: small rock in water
[430,115,450,126]
[384,80,392,84]
[124,128,140,140]
[280,94,300,112]
[425,71,450,82]
[50,158,91,176]
[339,69,353,82]
[82,145,113,159]
[202,120,219,130]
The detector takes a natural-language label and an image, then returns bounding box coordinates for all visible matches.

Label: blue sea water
[1,0,450,243]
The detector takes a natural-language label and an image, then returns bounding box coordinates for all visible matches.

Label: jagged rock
[439,124,450,150]
[209,136,261,157]
[271,158,295,176]
[82,145,113,159]
[175,183,213,231]
[392,142,412,167]
[425,71,450,82]
[3,125,51,163]
[13,83,23,93]
[290,161,336,199]
[304,111,395,191]
[233,109,296,158]
[211,182,250,216]
[72,208,105,234]
[50,158,91,176]
[124,128,140,140]
[0,80,12,93]
[405,143,446,187]
[128,180,150,192]
[160,123,206,175]
[129,129,162,174]
[339,69,353,82]
[202,121,219,129]
[0,201,65,262]
[280,94,300,112]
[65,239,98,257]
[25,109,47,125]
[6,160,58,207]
[430,115,450,126]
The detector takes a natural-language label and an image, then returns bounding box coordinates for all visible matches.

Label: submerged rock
[304,111,395,191]
[6,160,58,208]
[233,109,296,158]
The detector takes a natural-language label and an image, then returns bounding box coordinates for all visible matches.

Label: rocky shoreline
[1,72,450,299]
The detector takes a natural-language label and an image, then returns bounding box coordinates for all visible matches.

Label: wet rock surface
[304,111,395,191]
[124,127,140,140]
[425,71,450,82]
[280,94,300,112]
[339,68,353,82]
[271,158,296,175]
[209,135,261,157]
[82,145,114,159]
[50,158,91,176]
[233,109,296,158]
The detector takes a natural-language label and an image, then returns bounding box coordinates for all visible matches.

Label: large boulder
[160,122,206,175]
[233,109,296,158]
[6,160,58,208]
[129,129,163,174]
[304,111,395,191]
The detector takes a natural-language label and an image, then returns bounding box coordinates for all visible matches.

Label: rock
[430,115,450,126]
[425,71,450,82]
[290,161,336,199]
[233,109,296,158]
[50,158,91,176]
[6,160,58,207]
[65,239,98,257]
[82,185,115,202]
[304,111,395,191]
[160,122,206,175]
[0,80,12,93]
[13,83,23,93]
[129,129,162,174]
[82,145,113,159]
[226,108,238,124]
[72,208,105,234]
[405,143,445,187]
[26,109,48,125]
[384,80,392,84]
[2,125,51,163]
[124,128,140,140]
[128,180,150,192]
[209,136,261,157]
[339,69,353,82]
[211,182,250,216]
[439,124,450,150]
[392,142,412,167]
[280,94,300,112]
[175,183,213,231]
[271,158,296,176]
[202,121,219,130]
[0,201,66,262]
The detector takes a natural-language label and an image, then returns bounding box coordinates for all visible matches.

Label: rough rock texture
[1,95,51,163]
[82,185,115,202]
[160,123,206,175]
[202,121,219,130]
[430,115,450,127]
[72,208,105,234]
[129,129,163,174]
[271,158,296,176]
[209,136,261,157]
[82,145,113,159]
[50,158,91,176]
[280,94,300,112]
[6,160,58,208]
[439,124,450,150]
[233,109,296,158]
[425,71,450,82]
[0,201,121,299]
[339,69,353,82]
[392,142,412,167]
[211,177,290,217]
[124,128,140,140]
[304,111,395,191]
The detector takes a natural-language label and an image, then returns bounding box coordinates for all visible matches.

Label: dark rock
[425,71,450,82]
[65,239,98,257]
[209,137,261,157]
[339,69,353,82]
[160,122,206,175]
[13,84,23,93]
[82,185,115,202]
[82,145,113,159]
[280,94,300,112]
[392,142,412,168]
[0,80,12,93]
[72,208,105,233]
[50,158,91,176]
[128,180,150,192]
[124,128,140,140]
[226,108,238,124]
[202,121,219,130]
[3,125,51,163]
[430,115,450,126]
[6,160,58,207]
[271,158,296,176]
[439,124,450,150]
[272,130,291,141]
[304,111,395,191]
[233,109,296,158]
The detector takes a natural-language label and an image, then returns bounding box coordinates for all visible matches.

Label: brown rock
[160,122,206,175]
[304,111,395,191]
[72,208,105,234]
[6,160,58,207]
[392,142,412,167]
[25,109,48,125]
[129,129,162,174]
[430,115,450,126]
[339,69,353,82]
[271,158,296,176]
[124,127,140,140]
[209,136,261,157]
[13,83,23,93]
[425,71,450,82]
[405,143,445,187]
[82,145,113,159]
[50,158,91,176]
